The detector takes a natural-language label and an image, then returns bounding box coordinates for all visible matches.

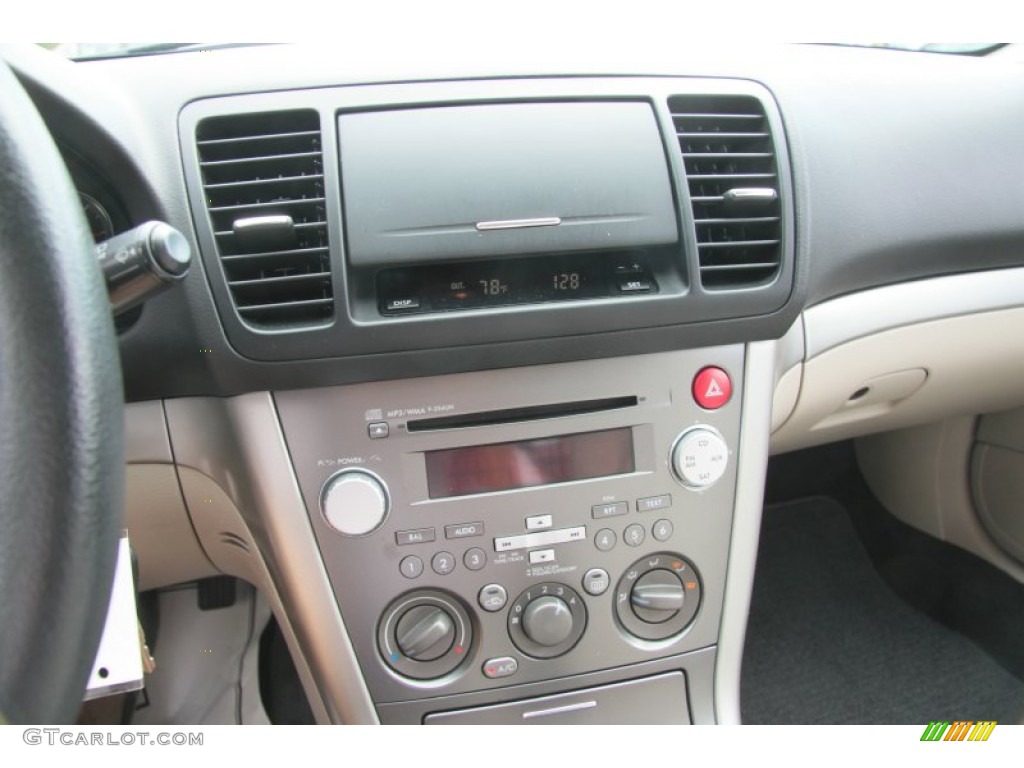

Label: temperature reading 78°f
[553,272,581,291]
[479,278,509,296]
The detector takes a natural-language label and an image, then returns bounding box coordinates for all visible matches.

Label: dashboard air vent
[196,110,333,328]
[669,95,782,290]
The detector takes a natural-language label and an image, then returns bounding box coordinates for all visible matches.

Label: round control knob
[671,426,729,489]
[508,583,587,659]
[320,470,389,536]
[379,590,473,680]
[395,605,455,662]
[522,596,574,647]
[614,553,703,642]
[630,569,685,624]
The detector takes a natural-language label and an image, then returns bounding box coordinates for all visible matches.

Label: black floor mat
[741,497,1024,724]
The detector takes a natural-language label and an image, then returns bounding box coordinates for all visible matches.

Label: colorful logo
[920,721,997,742]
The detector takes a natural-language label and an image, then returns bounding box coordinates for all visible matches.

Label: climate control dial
[508,583,586,659]
[615,553,702,641]
[379,590,472,680]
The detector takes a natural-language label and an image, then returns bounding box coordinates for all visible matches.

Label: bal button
[693,366,732,410]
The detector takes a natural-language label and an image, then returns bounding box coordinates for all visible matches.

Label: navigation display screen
[424,428,635,499]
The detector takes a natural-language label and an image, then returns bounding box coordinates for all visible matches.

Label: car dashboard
[7,42,1024,725]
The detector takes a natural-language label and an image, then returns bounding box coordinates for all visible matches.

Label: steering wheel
[0,60,124,722]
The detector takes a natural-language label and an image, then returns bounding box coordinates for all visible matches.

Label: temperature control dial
[671,426,729,490]
[615,554,702,642]
[379,591,473,680]
[508,583,586,659]
[320,470,389,536]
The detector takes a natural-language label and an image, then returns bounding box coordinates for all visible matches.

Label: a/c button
[483,656,518,679]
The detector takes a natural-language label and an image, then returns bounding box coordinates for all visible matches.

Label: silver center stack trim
[713,341,775,724]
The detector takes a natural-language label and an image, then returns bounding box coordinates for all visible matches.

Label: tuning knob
[630,569,685,624]
[320,470,389,536]
[395,605,455,661]
[671,426,728,489]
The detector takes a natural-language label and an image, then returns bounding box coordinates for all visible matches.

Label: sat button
[693,367,732,410]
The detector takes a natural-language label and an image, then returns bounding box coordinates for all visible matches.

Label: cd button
[367,422,389,439]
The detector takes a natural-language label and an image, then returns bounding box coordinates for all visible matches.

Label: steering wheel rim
[0,59,123,723]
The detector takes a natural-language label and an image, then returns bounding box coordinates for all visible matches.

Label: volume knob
[320,470,389,536]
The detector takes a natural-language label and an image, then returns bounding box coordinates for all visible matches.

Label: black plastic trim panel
[178,78,798,365]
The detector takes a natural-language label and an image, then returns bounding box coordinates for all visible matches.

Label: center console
[276,347,741,723]
[172,74,795,723]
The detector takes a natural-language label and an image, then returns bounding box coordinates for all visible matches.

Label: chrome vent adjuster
[669,95,783,290]
[195,110,333,328]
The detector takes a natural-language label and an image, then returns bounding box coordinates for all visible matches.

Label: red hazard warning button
[693,367,732,410]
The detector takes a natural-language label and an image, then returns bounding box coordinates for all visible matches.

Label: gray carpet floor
[741,497,1024,724]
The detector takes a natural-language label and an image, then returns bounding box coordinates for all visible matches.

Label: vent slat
[695,217,780,225]
[219,246,329,263]
[215,221,326,238]
[202,173,325,190]
[698,240,780,249]
[677,132,769,139]
[228,272,330,288]
[699,262,780,273]
[197,130,320,147]
[673,113,763,120]
[686,173,776,181]
[682,152,774,159]
[200,151,322,168]
[670,94,782,290]
[197,109,334,328]
[237,298,334,314]
[207,197,326,214]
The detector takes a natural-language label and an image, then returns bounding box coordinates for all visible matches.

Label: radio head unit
[274,346,743,721]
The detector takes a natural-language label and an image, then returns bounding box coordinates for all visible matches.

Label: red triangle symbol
[706,379,724,398]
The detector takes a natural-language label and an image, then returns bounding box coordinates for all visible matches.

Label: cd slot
[406,396,638,433]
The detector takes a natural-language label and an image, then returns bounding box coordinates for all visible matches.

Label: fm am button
[693,367,732,410]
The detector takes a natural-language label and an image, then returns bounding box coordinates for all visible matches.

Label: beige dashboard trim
[773,307,1024,454]
[164,394,379,724]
